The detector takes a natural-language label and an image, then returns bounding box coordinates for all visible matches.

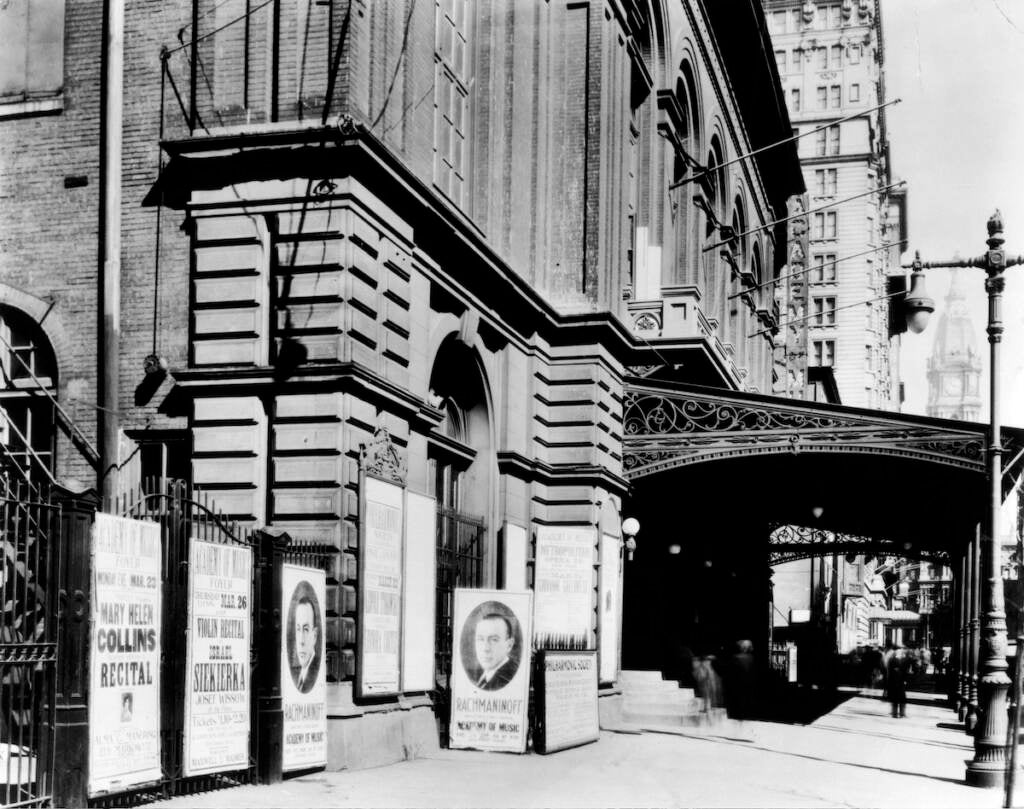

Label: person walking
[887,647,909,718]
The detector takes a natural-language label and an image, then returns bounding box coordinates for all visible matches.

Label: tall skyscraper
[927,270,983,421]
[765,0,905,410]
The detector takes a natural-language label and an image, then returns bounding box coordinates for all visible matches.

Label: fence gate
[0,473,61,808]
[95,478,258,806]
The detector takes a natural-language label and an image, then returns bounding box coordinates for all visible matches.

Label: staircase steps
[618,669,726,729]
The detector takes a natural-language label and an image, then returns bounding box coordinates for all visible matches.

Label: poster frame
[356,470,406,699]
[281,562,328,772]
[532,524,597,649]
[87,513,164,798]
[449,588,533,754]
[182,538,254,777]
[533,649,600,755]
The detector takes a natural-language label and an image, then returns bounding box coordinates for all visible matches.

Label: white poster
[533,525,595,648]
[88,513,163,796]
[503,522,528,591]
[281,564,327,771]
[402,491,436,692]
[183,540,252,776]
[450,589,532,753]
[598,533,620,683]
[358,476,403,696]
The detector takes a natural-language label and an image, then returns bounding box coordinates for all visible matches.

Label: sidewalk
[152,689,1011,808]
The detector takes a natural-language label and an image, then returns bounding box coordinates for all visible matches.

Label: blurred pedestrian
[692,653,722,713]
[887,647,909,718]
[724,640,757,720]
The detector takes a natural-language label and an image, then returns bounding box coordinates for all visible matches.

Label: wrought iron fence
[89,479,258,807]
[0,471,61,808]
[433,506,484,744]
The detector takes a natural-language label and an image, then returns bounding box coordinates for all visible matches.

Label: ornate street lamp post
[905,211,1024,787]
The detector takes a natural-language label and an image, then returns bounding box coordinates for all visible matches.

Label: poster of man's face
[286,580,322,694]
[460,601,522,691]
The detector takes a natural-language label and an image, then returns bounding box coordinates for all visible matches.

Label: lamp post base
[966,759,1006,788]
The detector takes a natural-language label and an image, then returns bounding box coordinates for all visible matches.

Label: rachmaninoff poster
[533,525,595,648]
[358,475,404,696]
[183,539,253,776]
[88,513,163,796]
[449,589,532,753]
[281,563,327,771]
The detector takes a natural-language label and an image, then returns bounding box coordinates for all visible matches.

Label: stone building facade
[0,0,801,768]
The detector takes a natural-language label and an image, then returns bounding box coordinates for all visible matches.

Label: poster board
[449,589,532,753]
[183,540,253,776]
[598,533,620,683]
[357,475,404,697]
[88,513,163,796]
[401,491,436,692]
[534,650,599,754]
[502,522,528,591]
[533,525,595,648]
[281,564,328,771]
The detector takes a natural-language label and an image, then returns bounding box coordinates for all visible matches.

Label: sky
[883,0,1024,428]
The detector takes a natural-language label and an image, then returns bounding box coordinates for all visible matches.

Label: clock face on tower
[943,375,963,396]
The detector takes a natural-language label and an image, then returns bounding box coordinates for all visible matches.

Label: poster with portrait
[598,533,620,683]
[88,513,162,796]
[449,589,532,753]
[533,525,595,648]
[183,539,253,776]
[357,475,404,697]
[281,564,327,771]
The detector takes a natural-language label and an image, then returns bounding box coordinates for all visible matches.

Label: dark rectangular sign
[534,650,599,754]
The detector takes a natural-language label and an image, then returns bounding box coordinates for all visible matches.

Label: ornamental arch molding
[622,379,1024,486]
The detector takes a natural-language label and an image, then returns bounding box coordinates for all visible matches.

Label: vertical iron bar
[189,0,199,131]
[271,0,280,122]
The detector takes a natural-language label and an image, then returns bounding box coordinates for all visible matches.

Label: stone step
[621,693,700,709]
[618,670,670,685]
[622,697,705,715]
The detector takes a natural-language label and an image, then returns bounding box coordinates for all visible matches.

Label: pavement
[151,687,1015,808]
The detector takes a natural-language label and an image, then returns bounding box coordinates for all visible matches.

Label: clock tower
[926,269,982,421]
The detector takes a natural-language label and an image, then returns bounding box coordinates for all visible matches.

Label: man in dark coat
[471,613,519,691]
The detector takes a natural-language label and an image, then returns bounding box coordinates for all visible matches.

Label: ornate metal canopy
[766,523,950,566]
[623,378,1024,486]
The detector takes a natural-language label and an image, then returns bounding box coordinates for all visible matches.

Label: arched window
[0,306,58,480]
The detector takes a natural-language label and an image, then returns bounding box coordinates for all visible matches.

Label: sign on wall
[402,491,436,692]
[502,522,528,591]
[183,540,253,776]
[535,650,599,754]
[358,475,404,697]
[88,513,162,796]
[450,589,532,754]
[533,525,595,648]
[281,564,328,771]
[598,533,620,683]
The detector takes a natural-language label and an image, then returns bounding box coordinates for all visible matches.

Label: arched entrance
[619,378,1024,678]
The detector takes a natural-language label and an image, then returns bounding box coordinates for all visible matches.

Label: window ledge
[0,96,63,120]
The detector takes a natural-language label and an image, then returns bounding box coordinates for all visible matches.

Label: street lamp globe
[904,251,935,334]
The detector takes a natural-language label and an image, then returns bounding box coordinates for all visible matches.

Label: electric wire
[165,0,275,56]
[752,287,907,339]
[369,0,419,131]
[727,241,907,301]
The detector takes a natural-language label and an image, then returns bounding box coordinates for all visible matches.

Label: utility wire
[166,0,276,55]
[727,241,907,300]
[369,0,419,131]
[670,98,902,190]
[703,180,907,253]
[752,287,906,339]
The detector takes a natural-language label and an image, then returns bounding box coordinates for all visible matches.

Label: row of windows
[813,211,837,240]
[774,43,863,74]
[813,168,837,196]
[769,3,858,35]
[790,84,861,112]
[792,124,842,156]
